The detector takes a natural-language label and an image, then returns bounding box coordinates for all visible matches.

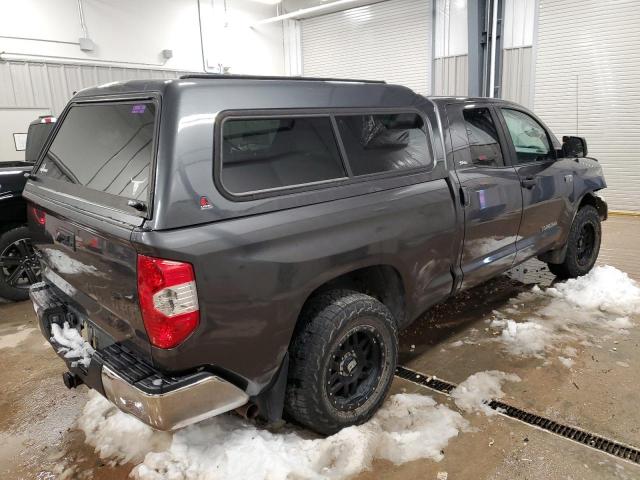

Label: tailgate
[29,204,150,361]
[23,98,159,362]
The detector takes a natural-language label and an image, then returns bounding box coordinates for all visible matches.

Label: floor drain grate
[395,365,457,394]
[396,365,640,465]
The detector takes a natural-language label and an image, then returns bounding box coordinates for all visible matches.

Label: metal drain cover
[396,365,640,465]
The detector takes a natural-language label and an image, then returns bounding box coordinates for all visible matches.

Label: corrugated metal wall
[0,61,184,115]
[433,0,468,96]
[500,0,535,107]
[301,0,432,94]
[433,55,468,96]
[534,0,640,212]
[501,47,532,107]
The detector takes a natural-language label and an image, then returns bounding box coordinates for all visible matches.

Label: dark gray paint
[23,79,606,397]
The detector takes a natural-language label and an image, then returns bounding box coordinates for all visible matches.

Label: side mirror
[562,136,588,158]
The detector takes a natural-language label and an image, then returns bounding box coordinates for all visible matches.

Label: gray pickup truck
[24,75,607,435]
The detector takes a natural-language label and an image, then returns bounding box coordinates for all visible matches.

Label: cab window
[501,108,554,164]
[462,107,505,167]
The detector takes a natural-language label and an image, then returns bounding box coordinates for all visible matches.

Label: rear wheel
[547,205,601,279]
[0,226,40,301]
[285,290,398,435]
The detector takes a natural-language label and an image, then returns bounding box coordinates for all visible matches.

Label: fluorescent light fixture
[252,0,364,26]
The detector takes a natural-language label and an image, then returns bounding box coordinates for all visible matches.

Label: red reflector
[137,255,199,349]
[30,206,46,225]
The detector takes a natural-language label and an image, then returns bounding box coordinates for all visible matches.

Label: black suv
[0,115,56,300]
[25,75,606,434]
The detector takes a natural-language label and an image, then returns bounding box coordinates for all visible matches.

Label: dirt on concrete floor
[0,215,639,480]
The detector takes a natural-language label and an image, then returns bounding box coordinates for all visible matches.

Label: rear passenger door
[496,107,573,263]
[446,103,523,290]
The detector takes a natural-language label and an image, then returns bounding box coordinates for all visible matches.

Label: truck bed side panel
[134,180,457,394]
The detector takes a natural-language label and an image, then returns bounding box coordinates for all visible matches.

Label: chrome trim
[101,365,249,431]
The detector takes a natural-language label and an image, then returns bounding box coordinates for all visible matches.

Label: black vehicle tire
[285,289,398,435]
[547,205,601,279]
[0,226,40,301]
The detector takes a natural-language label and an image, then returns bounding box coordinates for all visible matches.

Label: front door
[496,107,573,263]
[446,103,523,290]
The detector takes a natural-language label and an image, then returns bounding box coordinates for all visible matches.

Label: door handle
[520,176,538,189]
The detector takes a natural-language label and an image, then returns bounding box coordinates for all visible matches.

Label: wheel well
[301,265,407,328]
[579,192,607,220]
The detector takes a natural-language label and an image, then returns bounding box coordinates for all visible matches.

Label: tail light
[137,255,199,349]
[30,205,46,226]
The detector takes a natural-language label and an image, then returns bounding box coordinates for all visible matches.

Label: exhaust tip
[62,371,83,389]
[235,402,259,420]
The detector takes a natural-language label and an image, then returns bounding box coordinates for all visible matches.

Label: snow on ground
[50,322,95,368]
[545,265,640,316]
[557,356,575,369]
[79,392,469,480]
[450,371,520,416]
[487,266,640,358]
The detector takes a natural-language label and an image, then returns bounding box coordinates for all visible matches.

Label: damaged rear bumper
[30,282,249,431]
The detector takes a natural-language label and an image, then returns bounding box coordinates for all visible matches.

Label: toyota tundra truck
[24,75,607,435]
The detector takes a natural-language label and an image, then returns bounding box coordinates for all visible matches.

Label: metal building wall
[534,0,640,212]
[0,61,184,115]
[301,0,432,94]
[501,47,533,107]
[500,0,535,107]
[433,55,468,96]
[433,0,468,96]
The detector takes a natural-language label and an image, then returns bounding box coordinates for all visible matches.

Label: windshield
[37,102,156,202]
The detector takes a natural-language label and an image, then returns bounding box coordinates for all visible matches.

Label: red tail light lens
[137,255,199,349]
[30,206,46,226]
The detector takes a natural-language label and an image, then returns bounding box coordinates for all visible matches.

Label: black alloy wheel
[327,327,384,412]
[0,227,41,301]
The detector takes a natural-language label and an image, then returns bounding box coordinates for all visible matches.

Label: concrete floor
[1,215,639,480]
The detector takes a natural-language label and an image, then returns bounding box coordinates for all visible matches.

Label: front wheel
[285,290,398,435]
[547,205,601,279]
[0,226,41,301]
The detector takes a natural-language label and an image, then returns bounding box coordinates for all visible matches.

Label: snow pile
[557,357,575,368]
[545,265,640,316]
[50,322,95,368]
[490,319,555,357]
[79,392,469,480]
[78,392,171,464]
[450,371,520,416]
[488,266,639,357]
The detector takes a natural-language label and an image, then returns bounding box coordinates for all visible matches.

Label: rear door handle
[520,176,538,189]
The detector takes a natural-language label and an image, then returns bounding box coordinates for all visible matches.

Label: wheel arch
[296,264,407,332]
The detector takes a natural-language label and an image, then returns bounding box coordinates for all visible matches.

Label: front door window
[501,108,554,164]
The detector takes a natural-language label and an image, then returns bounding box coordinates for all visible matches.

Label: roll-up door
[534,0,640,212]
[301,0,432,94]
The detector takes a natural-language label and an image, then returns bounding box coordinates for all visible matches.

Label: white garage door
[301,0,432,94]
[534,0,640,212]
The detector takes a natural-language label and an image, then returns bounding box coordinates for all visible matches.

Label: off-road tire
[285,290,398,435]
[547,205,601,279]
[0,226,39,301]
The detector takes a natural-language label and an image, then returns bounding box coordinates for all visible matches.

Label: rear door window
[38,102,155,201]
[221,116,346,194]
[462,107,505,167]
[335,113,431,176]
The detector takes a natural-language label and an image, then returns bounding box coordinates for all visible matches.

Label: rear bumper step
[30,282,249,431]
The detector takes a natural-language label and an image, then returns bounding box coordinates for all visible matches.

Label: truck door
[495,107,573,263]
[445,103,523,290]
